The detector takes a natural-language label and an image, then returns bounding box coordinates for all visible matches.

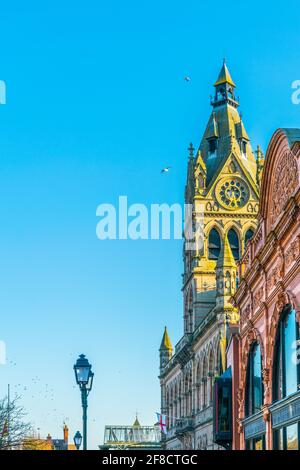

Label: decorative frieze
[271,150,299,227]
[270,392,300,429]
[243,412,266,440]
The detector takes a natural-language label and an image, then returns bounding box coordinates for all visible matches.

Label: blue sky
[0,0,299,449]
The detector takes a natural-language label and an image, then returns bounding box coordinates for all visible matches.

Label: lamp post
[74,354,94,450]
[74,431,82,450]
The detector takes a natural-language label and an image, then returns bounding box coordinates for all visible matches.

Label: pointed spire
[214,60,236,88]
[212,61,239,110]
[256,144,265,187]
[217,236,236,268]
[196,149,206,171]
[256,144,264,162]
[160,326,173,351]
[133,415,141,428]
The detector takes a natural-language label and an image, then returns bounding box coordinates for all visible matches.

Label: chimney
[63,424,69,444]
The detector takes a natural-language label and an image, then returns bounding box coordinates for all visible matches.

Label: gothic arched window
[208,349,214,404]
[208,228,221,260]
[196,362,201,411]
[245,342,263,417]
[188,289,193,333]
[228,228,240,260]
[245,228,254,246]
[273,307,300,449]
[273,307,299,402]
[202,356,208,408]
[216,343,223,376]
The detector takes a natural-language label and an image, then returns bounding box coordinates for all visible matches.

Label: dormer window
[241,139,247,156]
[208,137,217,155]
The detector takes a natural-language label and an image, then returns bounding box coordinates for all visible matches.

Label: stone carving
[271,150,299,226]
[178,433,194,450]
[241,304,251,323]
[284,237,300,270]
[253,286,264,311]
[237,419,243,434]
[262,368,271,404]
[262,406,271,423]
[202,281,216,291]
[266,262,281,292]
[276,291,290,312]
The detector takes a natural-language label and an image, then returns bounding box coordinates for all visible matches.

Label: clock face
[216,177,249,210]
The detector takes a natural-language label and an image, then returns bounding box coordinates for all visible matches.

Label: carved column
[262,368,272,450]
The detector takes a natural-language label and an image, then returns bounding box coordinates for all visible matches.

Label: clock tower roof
[197,61,258,188]
[214,60,236,88]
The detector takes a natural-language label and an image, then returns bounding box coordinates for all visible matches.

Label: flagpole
[7,384,10,449]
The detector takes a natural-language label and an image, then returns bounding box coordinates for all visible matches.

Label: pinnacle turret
[159,327,173,371]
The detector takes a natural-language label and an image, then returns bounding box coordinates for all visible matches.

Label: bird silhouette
[161,167,171,174]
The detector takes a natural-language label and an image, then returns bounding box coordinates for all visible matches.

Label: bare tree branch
[0,394,33,450]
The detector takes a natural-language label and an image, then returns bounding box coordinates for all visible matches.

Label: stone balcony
[175,334,192,354]
[174,334,193,367]
[175,416,194,436]
[194,405,213,427]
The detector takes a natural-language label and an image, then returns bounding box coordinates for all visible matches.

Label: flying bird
[161,167,171,174]
[184,76,191,82]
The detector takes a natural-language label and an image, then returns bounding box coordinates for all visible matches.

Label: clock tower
[159,62,263,450]
[183,60,261,331]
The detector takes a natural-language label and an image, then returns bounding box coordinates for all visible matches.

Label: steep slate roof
[198,64,257,187]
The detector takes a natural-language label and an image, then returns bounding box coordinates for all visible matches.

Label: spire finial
[188,142,195,159]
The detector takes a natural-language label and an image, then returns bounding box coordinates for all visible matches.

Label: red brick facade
[228,128,300,450]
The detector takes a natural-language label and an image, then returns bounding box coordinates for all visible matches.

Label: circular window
[216,177,249,210]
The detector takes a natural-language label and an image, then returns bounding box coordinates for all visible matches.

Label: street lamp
[74,354,94,450]
[73,431,82,450]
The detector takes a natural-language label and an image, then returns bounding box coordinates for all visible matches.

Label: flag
[156,413,167,434]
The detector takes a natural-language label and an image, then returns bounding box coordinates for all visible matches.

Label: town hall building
[159,62,263,450]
